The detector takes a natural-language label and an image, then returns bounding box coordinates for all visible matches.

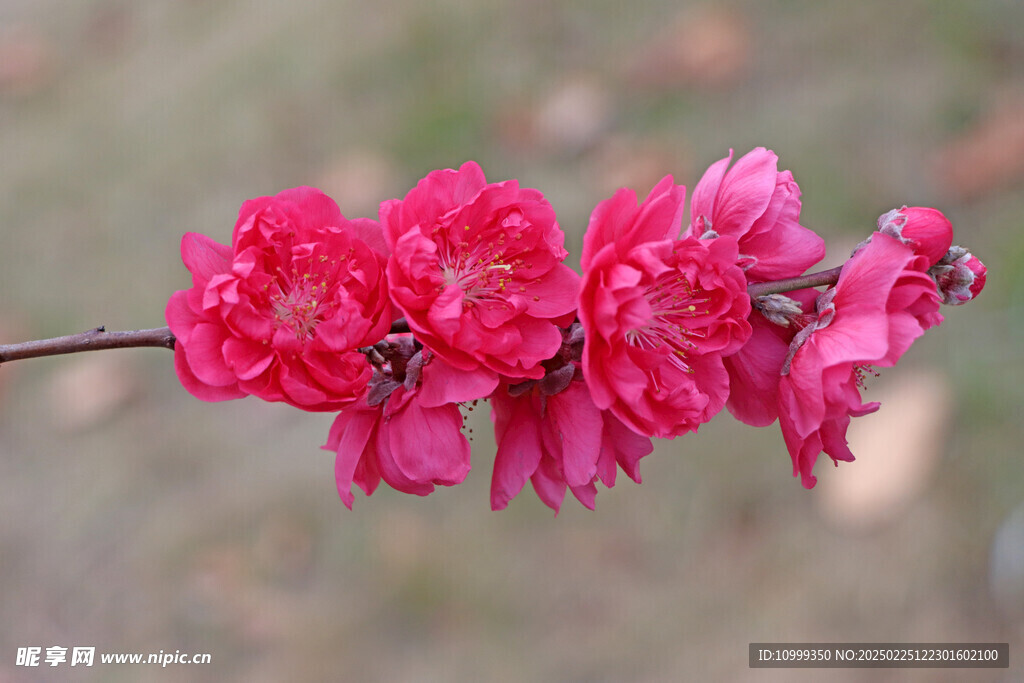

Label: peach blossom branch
[1,263,844,369]
[2,266,845,367]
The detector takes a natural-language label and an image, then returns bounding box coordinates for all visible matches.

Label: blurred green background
[1,0,1021,680]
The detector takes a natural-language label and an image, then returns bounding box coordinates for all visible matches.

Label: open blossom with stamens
[578,176,752,438]
[166,187,391,411]
[777,233,943,488]
[381,161,580,402]
[685,148,827,426]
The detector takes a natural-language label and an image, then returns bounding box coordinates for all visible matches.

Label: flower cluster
[168,151,987,511]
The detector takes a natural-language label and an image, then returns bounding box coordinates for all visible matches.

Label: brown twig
[0,326,177,365]
[746,265,843,299]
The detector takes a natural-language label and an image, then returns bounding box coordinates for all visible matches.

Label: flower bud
[752,293,805,327]
[876,206,954,267]
[931,246,987,305]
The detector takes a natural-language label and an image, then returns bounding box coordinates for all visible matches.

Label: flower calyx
[780,287,837,376]
[507,322,585,398]
[363,336,423,406]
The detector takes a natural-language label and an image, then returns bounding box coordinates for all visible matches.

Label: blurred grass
[1,0,1022,680]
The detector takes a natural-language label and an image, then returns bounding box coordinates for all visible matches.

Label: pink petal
[568,481,598,510]
[324,406,380,509]
[740,190,825,281]
[222,337,274,380]
[417,357,498,407]
[475,298,519,329]
[425,284,466,337]
[709,147,777,237]
[688,150,733,232]
[165,290,201,344]
[833,234,911,317]
[546,383,603,488]
[276,360,330,407]
[374,422,436,496]
[282,186,346,234]
[346,217,390,258]
[581,187,639,270]
[172,344,244,401]
[387,390,471,485]
[724,323,789,427]
[185,323,239,387]
[602,412,653,483]
[181,233,232,286]
[901,207,953,267]
[530,456,568,514]
[520,263,581,319]
[490,393,544,511]
[779,355,827,438]
[629,175,686,245]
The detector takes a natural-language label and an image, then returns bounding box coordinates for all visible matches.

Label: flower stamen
[270,264,333,342]
[437,226,525,309]
[626,273,710,376]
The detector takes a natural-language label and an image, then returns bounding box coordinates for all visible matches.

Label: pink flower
[381,161,580,402]
[686,148,826,281]
[490,371,653,513]
[686,148,826,427]
[932,246,987,305]
[875,206,953,267]
[579,176,752,439]
[325,387,471,508]
[166,187,392,411]
[777,233,943,488]
[324,336,472,508]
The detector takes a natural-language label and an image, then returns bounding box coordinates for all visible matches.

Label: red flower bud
[876,206,954,267]
[932,246,987,305]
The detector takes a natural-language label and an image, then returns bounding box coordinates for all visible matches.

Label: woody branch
[0,268,842,366]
